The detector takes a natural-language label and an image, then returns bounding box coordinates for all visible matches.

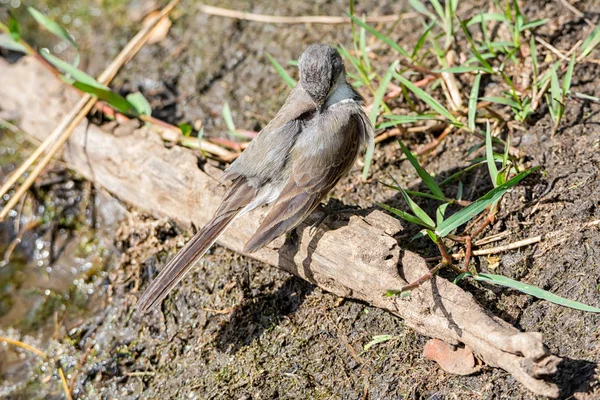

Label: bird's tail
[135,210,239,314]
[135,177,258,314]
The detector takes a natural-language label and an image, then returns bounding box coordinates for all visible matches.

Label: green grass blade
[398,140,444,198]
[395,73,461,125]
[379,203,435,230]
[222,102,236,133]
[436,203,448,226]
[0,34,29,53]
[265,53,296,89]
[348,14,410,58]
[466,13,505,25]
[409,0,439,23]
[429,0,445,22]
[72,82,137,116]
[397,186,436,228]
[436,167,540,236]
[474,273,600,313]
[563,53,576,96]
[40,49,103,88]
[28,7,79,66]
[359,17,371,73]
[458,19,494,72]
[485,122,499,187]
[8,11,20,41]
[363,335,393,351]
[468,73,481,131]
[580,25,600,59]
[549,63,562,121]
[520,19,548,31]
[412,22,434,58]
[126,92,151,116]
[369,61,398,125]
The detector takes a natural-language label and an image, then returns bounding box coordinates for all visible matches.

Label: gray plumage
[136,44,374,314]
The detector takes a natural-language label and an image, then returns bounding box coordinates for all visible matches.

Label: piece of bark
[0,57,561,398]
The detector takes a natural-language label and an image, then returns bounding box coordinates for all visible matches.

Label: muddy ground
[1,0,599,399]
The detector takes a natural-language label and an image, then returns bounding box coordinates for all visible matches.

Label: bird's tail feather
[135,211,238,314]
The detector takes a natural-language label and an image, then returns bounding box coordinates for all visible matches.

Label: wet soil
[1,0,599,399]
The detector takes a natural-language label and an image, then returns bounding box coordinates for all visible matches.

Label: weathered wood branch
[0,57,561,397]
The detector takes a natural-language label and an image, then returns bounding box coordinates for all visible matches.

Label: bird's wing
[243,107,368,253]
[221,86,316,182]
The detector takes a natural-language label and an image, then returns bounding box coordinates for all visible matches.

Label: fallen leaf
[423,339,481,376]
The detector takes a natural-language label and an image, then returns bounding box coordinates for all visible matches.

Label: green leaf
[549,63,562,121]
[379,203,435,230]
[466,13,505,25]
[363,335,394,351]
[395,73,461,126]
[348,14,410,58]
[458,18,494,73]
[40,48,103,88]
[126,92,151,116]
[398,186,436,228]
[28,7,79,65]
[179,123,193,136]
[436,167,540,236]
[485,122,499,187]
[461,273,600,313]
[439,161,486,186]
[222,102,236,133]
[563,53,576,96]
[412,22,434,58]
[72,81,137,116]
[468,73,481,131]
[265,52,296,89]
[580,25,600,59]
[436,203,448,226]
[369,61,398,126]
[398,140,444,198]
[409,0,439,23]
[0,34,29,53]
[520,18,548,31]
[8,11,21,42]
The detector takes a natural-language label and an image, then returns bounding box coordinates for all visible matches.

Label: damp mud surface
[1,0,599,399]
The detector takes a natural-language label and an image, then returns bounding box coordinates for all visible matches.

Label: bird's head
[298,44,344,108]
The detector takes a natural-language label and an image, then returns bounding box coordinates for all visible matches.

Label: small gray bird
[136,44,373,313]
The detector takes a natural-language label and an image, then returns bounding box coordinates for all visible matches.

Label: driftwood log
[0,57,561,397]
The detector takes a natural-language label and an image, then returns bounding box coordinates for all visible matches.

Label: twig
[396,262,445,293]
[3,219,42,264]
[0,0,181,221]
[0,336,47,358]
[535,36,569,61]
[474,230,511,246]
[558,0,594,26]
[58,367,73,400]
[472,235,542,256]
[198,4,417,24]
